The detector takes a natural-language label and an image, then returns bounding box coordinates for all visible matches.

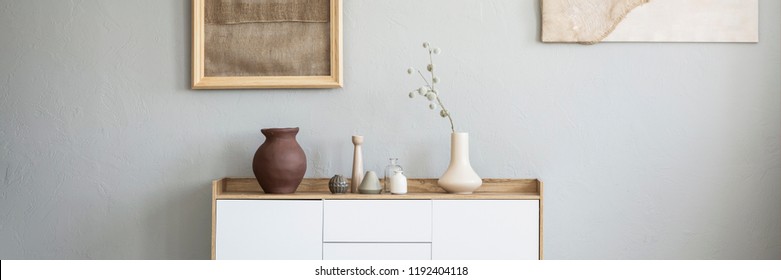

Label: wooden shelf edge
[214,192,542,200]
[211,178,221,260]
[212,177,541,200]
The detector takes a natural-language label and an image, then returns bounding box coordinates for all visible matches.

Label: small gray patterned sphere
[329,175,349,194]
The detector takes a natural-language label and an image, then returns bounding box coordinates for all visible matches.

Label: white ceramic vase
[438,132,482,194]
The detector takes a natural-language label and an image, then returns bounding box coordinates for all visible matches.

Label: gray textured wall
[1,0,779,259]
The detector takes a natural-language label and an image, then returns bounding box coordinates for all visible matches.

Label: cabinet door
[433,200,539,260]
[323,243,431,260]
[216,200,323,260]
[323,200,432,242]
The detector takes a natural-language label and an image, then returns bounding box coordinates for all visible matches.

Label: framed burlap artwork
[192,0,342,89]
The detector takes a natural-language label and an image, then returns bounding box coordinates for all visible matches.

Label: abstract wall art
[541,0,759,44]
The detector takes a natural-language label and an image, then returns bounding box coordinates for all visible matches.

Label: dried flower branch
[406,42,455,133]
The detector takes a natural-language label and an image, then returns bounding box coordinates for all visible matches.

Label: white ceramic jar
[389,170,408,194]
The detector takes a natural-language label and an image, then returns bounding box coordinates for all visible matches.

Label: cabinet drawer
[433,200,539,260]
[323,200,432,242]
[323,243,431,260]
[216,200,323,260]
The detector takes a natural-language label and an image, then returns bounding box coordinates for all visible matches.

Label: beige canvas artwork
[204,0,331,77]
[542,0,759,44]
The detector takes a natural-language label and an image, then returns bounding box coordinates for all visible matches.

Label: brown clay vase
[252,127,307,194]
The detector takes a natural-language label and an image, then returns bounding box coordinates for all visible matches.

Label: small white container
[389,170,408,194]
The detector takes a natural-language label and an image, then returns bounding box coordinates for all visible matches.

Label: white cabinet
[212,178,543,260]
[215,200,323,260]
[323,243,431,260]
[432,200,539,260]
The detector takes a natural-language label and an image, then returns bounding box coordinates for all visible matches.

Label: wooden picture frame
[192,0,343,89]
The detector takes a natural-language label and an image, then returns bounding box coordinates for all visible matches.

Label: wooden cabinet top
[213,178,542,200]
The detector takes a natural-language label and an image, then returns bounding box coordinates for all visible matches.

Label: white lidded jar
[389,170,408,194]
[384,158,403,194]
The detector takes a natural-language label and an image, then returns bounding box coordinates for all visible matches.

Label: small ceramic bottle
[389,170,408,195]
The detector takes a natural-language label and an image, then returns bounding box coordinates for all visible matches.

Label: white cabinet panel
[323,243,431,260]
[323,200,431,242]
[216,200,322,260]
[433,200,539,260]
